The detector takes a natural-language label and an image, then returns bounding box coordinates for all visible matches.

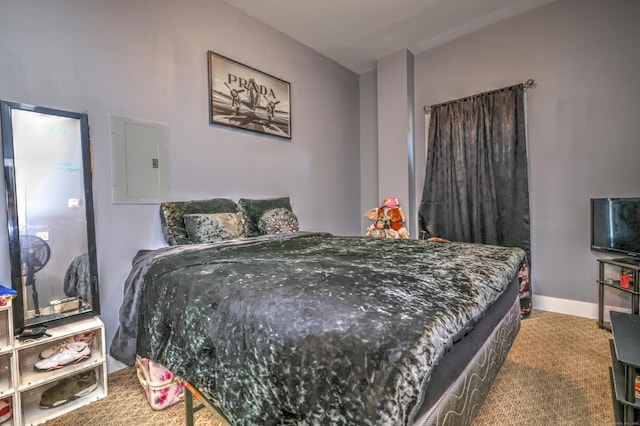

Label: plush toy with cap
[364,197,410,239]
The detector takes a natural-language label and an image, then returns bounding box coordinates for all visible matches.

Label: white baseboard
[533,295,630,321]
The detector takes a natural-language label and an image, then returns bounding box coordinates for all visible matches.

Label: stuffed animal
[381,197,409,238]
[366,216,389,238]
[364,197,410,239]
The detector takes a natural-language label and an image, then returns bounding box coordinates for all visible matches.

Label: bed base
[184,381,232,426]
[413,296,521,425]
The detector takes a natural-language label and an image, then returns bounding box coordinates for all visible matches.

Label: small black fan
[20,235,51,316]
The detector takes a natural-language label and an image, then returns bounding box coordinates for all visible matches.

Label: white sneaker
[38,331,96,359]
[34,341,91,371]
[39,338,74,360]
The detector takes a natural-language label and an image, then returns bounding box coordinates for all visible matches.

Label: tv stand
[609,312,640,424]
[616,257,640,267]
[597,258,640,330]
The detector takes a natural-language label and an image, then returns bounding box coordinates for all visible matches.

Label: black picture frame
[208,51,291,139]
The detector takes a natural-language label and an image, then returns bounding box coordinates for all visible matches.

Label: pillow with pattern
[160,198,238,245]
[237,197,293,237]
[184,213,245,243]
[258,208,299,235]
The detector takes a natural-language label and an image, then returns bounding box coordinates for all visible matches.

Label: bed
[110,197,527,425]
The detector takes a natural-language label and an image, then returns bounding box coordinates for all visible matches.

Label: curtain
[419,84,530,259]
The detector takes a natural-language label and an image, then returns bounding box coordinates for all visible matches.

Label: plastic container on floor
[135,356,184,410]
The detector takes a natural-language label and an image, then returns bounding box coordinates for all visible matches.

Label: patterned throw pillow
[257,208,299,235]
[159,198,238,245]
[237,197,293,237]
[184,213,245,243]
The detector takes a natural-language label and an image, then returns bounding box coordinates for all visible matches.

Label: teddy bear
[364,197,410,239]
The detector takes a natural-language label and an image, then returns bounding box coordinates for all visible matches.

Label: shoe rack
[0,301,14,425]
[0,300,108,425]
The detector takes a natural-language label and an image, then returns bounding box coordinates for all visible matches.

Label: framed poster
[208,51,291,139]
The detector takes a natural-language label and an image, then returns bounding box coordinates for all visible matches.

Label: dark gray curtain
[419,84,530,259]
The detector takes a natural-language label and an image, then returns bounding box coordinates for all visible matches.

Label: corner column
[376,50,416,237]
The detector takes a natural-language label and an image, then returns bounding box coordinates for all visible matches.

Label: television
[591,197,640,259]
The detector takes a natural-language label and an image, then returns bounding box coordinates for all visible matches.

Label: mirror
[0,101,100,331]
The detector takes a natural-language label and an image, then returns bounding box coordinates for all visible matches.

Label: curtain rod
[423,79,534,113]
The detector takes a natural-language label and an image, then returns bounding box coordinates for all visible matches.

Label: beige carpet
[474,310,613,426]
[43,310,613,425]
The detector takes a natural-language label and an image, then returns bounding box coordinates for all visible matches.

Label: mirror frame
[0,100,100,332]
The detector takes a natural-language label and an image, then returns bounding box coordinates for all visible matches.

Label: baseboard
[533,295,631,321]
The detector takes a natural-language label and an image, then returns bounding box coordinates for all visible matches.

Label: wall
[0,0,360,369]
[359,70,378,232]
[411,0,640,312]
[376,51,416,237]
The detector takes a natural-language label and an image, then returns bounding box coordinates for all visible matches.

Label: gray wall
[359,70,378,232]
[409,0,639,307]
[0,0,360,364]
[376,51,414,235]
[360,0,640,311]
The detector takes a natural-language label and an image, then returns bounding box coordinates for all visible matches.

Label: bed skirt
[413,296,521,425]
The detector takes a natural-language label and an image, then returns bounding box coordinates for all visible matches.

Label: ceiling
[223,0,557,74]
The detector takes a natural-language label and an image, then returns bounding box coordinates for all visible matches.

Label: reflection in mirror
[1,101,100,331]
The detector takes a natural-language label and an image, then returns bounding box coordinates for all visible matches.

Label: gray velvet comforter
[110,232,525,425]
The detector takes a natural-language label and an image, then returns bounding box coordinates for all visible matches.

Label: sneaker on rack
[34,341,91,372]
[73,330,96,348]
[0,397,11,422]
[38,338,74,360]
[39,369,97,409]
[39,330,97,359]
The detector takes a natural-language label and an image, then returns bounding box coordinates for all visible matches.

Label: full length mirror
[0,100,100,331]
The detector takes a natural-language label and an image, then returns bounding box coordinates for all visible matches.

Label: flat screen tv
[591,197,640,259]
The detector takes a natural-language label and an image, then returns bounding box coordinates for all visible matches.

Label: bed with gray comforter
[110,230,525,425]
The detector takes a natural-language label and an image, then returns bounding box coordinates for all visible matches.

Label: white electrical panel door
[110,114,172,204]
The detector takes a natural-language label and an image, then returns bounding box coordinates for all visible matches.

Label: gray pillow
[184,213,245,243]
[237,197,293,237]
[258,208,299,235]
[160,198,238,245]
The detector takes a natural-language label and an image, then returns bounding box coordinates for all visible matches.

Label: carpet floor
[473,310,613,425]
[42,310,613,425]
